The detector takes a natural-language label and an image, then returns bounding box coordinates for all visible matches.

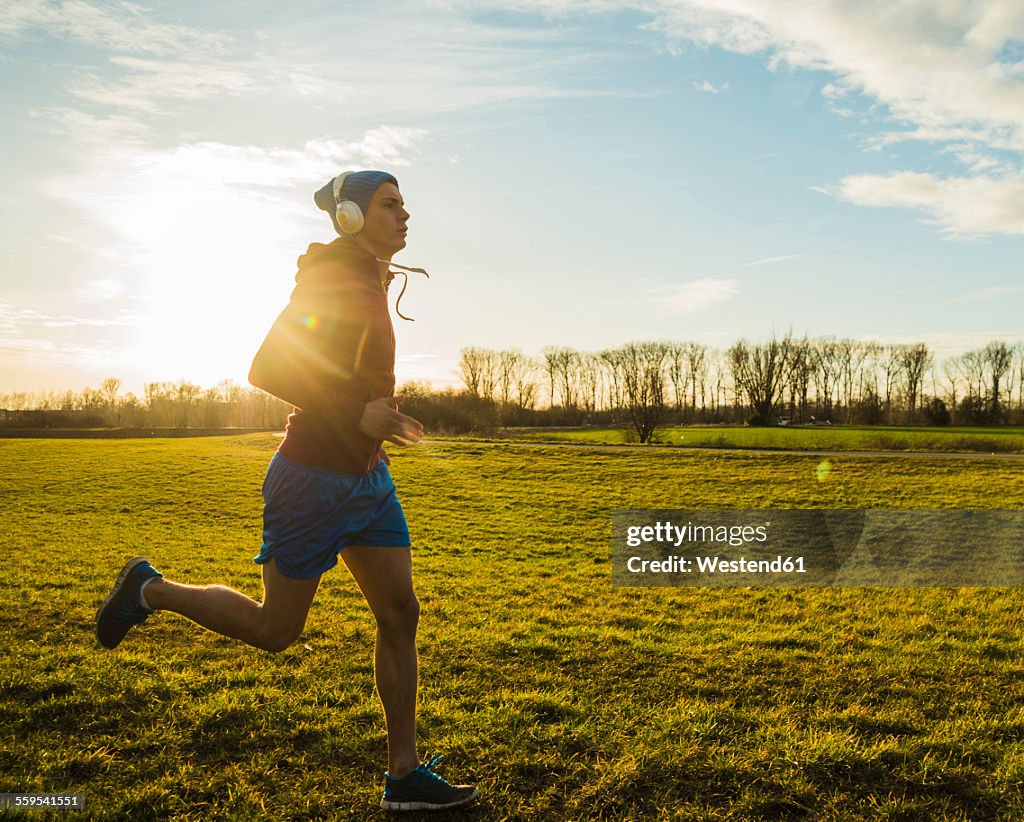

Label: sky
[2,0,1023,396]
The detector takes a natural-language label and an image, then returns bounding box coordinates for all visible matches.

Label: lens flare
[816,460,832,482]
[304,314,318,330]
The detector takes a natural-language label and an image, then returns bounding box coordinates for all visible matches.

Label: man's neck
[352,235,393,278]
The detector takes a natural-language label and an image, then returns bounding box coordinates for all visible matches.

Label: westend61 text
[627,555,806,574]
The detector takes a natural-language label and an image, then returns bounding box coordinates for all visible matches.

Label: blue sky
[2,0,1023,395]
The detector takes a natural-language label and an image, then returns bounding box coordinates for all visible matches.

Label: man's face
[358,182,409,259]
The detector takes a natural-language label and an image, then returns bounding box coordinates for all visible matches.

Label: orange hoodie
[249,237,396,474]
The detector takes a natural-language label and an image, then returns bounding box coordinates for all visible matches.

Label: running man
[96,170,478,813]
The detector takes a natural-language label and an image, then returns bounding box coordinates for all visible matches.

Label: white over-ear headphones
[332,171,364,235]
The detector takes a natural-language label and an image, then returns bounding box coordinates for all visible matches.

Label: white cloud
[107,128,428,193]
[488,0,1024,238]
[651,278,740,314]
[11,2,630,141]
[0,336,106,360]
[650,1,1024,148]
[838,171,1024,237]
[0,0,229,56]
[943,144,1017,176]
[647,0,1024,238]
[0,303,141,328]
[7,3,245,133]
[308,128,429,169]
[738,254,798,269]
[285,70,334,97]
[0,302,141,375]
[29,106,150,144]
[243,6,632,120]
[68,57,254,113]
[694,80,729,93]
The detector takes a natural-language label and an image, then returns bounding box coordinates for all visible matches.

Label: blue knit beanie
[314,170,399,235]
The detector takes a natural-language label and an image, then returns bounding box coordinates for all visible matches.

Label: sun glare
[94,173,303,388]
[59,144,458,394]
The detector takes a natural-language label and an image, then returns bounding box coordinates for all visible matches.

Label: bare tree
[880,345,902,420]
[557,348,582,412]
[1015,343,1024,419]
[541,347,559,408]
[665,342,688,420]
[200,386,226,427]
[983,340,1013,419]
[685,342,709,418]
[836,339,870,423]
[858,342,884,410]
[895,342,932,417]
[515,356,539,411]
[1004,345,1020,420]
[173,380,202,428]
[601,342,669,442]
[577,352,602,416]
[708,349,730,419]
[496,349,523,407]
[218,379,245,404]
[100,377,121,409]
[601,349,625,417]
[541,346,587,420]
[459,347,496,399]
[811,338,840,420]
[787,337,813,422]
[727,333,792,424]
[0,392,31,411]
[942,357,964,415]
[493,348,539,424]
[960,350,986,405]
[953,349,990,422]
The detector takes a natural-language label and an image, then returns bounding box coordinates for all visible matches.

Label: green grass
[493,424,1024,455]
[2,434,1024,820]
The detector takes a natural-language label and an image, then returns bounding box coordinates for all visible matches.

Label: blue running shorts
[254,452,411,579]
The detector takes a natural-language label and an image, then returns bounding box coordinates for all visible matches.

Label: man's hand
[359,397,424,446]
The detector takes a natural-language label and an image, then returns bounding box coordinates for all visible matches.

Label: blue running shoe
[380,754,478,812]
[95,556,162,650]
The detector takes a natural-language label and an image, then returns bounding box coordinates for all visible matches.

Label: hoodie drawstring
[378,260,430,321]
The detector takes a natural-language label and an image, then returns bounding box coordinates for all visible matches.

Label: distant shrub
[850,391,885,425]
[957,396,995,425]
[397,384,500,434]
[924,398,951,426]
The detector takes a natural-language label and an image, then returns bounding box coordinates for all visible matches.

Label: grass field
[493,424,1024,455]
[2,434,1024,820]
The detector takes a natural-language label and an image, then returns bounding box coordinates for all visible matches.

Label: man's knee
[252,613,304,653]
[375,594,420,638]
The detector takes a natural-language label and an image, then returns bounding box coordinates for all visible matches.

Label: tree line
[0,379,291,430]
[2,337,1021,439]
[453,337,1024,441]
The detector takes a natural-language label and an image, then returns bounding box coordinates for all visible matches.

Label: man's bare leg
[341,545,420,777]
[142,558,321,652]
